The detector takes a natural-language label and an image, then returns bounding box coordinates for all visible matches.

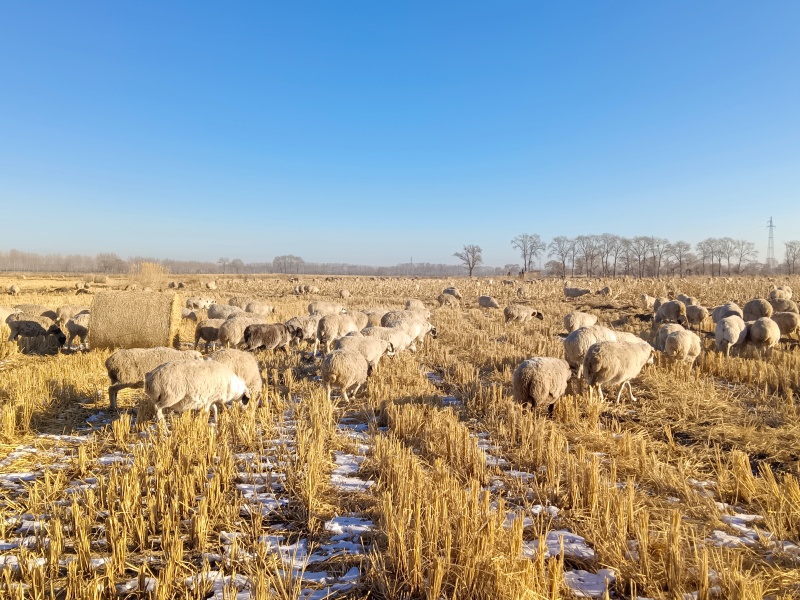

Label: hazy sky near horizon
[1,2,799,267]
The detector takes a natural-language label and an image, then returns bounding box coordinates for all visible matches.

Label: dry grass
[1,272,800,598]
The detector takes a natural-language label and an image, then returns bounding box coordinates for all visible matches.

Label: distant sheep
[640,294,656,311]
[715,316,748,357]
[9,284,21,296]
[334,335,393,374]
[243,323,299,352]
[583,338,654,403]
[245,301,275,317]
[339,290,351,299]
[194,318,226,351]
[442,287,462,300]
[563,325,618,378]
[308,301,346,317]
[512,357,571,416]
[207,348,264,401]
[596,286,612,297]
[564,287,591,299]
[686,305,709,330]
[437,293,460,308]
[321,349,369,402]
[504,305,543,324]
[771,312,800,340]
[563,311,597,333]
[105,347,203,410]
[478,295,501,309]
[208,304,244,320]
[142,359,249,424]
[769,285,793,301]
[742,299,773,321]
[66,313,90,347]
[664,330,701,366]
[186,296,214,310]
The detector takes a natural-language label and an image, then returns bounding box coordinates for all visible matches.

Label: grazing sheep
[504,304,544,324]
[640,294,656,311]
[65,313,90,347]
[229,296,258,309]
[654,300,688,326]
[614,331,643,344]
[405,299,426,311]
[9,284,21,296]
[321,349,369,402]
[686,305,709,330]
[0,306,21,324]
[563,325,618,378]
[181,308,197,321]
[442,287,463,300]
[6,314,66,346]
[769,298,799,314]
[208,304,244,320]
[747,317,781,353]
[712,303,744,324]
[564,287,591,299]
[285,315,321,346]
[652,297,669,313]
[563,311,597,333]
[583,339,654,403]
[308,301,346,317]
[243,323,298,352]
[186,296,214,310]
[194,318,226,351]
[339,290,351,299]
[142,360,249,424]
[771,312,800,340]
[349,311,369,331]
[361,307,390,327]
[715,316,748,357]
[245,301,275,317]
[770,285,793,301]
[334,335,393,374]
[743,299,773,321]
[206,348,264,401]
[105,347,203,410]
[596,286,612,297]
[656,323,685,352]
[361,327,417,353]
[664,330,702,366]
[56,305,90,326]
[14,304,57,321]
[218,315,268,348]
[478,295,501,309]
[380,312,437,346]
[437,293,460,308]
[516,287,528,298]
[317,314,359,354]
[512,357,571,416]
[676,294,693,306]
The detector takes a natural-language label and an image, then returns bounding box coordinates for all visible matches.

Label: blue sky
[1,2,798,266]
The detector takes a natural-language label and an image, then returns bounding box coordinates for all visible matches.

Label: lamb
[361,327,417,353]
[65,313,90,347]
[208,304,244,320]
[320,349,369,402]
[656,323,685,352]
[105,347,203,410]
[405,299,426,311]
[186,296,214,310]
[218,315,268,348]
[742,299,773,321]
[504,305,544,324]
[715,316,748,357]
[747,317,781,353]
[56,305,90,326]
[640,294,656,311]
[437,293,460,308]
[206,348,264,401]
[142,359,250,424]
[181,308,198,321]
[478,295,501,309]
[564,287,591,299]
[712,303,744,324]
[685,305,709,330]
[308,301,346,317]
[769,298,799,314]
[9,284,21,296]
[245,301,275,317]
[243,323,299,352]
[563,311,597,333]
[511,357,571,416]
[284,315,320,346]
[316,314,359,354]
[664,330,702,366]
[334,335,393,374]
[6,314,67,346]
[654,300,688,326]
[194,318,226,351]
[583,339,654,403]
[771,312,800,340]
[563,325,618,378]
[442,287,462,300]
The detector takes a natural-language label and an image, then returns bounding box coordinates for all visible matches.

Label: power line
[767,217,776,269]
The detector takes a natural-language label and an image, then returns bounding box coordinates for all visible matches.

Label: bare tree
[630,237,650,278]
[648,237,669,277]
[717,237,736,275]
[785,241,800,275]
[511,234,546,272]
[229,258,244,274]
[548,237,573,279]
[453,244,483,276]
[575,235,599,276]
[732,240,757,273]
[669,241,691,277]
[218,257,229,274]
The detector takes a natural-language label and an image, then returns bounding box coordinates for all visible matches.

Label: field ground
[1,273,800,599]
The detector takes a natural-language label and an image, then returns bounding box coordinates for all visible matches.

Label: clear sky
[1,2,798,267]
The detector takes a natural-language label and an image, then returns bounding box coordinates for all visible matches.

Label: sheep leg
[615,385,624,404]
[325,384,331,403]
[351,383,362,398]
[108,384,126,411]
[626,381,637,403]
[210,403,219,424]
[342,387,350,403]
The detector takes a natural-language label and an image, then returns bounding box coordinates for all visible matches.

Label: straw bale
[90,291,182,350]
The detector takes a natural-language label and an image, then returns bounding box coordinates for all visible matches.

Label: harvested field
[2,273,800,598]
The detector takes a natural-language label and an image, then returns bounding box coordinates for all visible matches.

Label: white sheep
[56,305,89,326]
[478,295,501,309]
[653,297,669,313]
[308,301,346,317]
[655,323,685,352]
[229,296,258,309]
[194,318,226,351]
[583,339,654,403]
[186,296,214,310]
[349,311,370,331]
[284,315,320,346]
[9,284,21,296]
[321,349,369,402]
[405,299,425,311]
[437,293,460,308]
[512,357,571,416]
[640,294,656,311]
[712,303,744,324]
[769,298,799,314]
[361,327,417,353]
[747,317,781,353]
[65,313,90,348]
[504,305,543,324]
[317,314,359,354]
[563,311,597,333]
[245,301,275,317]
[771,312,800,340]
[362,307,391,326]
[654,300,688,326]
[105,347,203,410]
[715,316,748,357]
[742,299,773,321]
[676,294,697,306]
[208,304,244,320]
[206,348,264,401]
[380,312,437,346]
[664,330,702,366]
[181,308,198,321]
[563,325,618,378]
[142,359,250,424]
[334,335,393,374]
[769,285,793,301]
[685,305,709,330]
[218,315,268,348]
[339,289,351,299]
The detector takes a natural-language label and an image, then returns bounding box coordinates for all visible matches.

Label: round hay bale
[94,275,110,284]
[90,291,182,350]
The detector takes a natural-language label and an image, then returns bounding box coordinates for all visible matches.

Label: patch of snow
[563,569,615,598]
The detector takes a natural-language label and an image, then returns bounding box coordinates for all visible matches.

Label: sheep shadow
[26,380,128,437]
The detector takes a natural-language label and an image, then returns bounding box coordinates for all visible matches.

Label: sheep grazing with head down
[195,318,226,352]
[686,305,709,330]
[583,338,654,403]
[9,284,21,296]
[512,357,571,416]
[141,359,250,424]
[676,294,699,307]
[563,311,597,333]
[770,285,793,301]
[321,349,369,402]
[186,296,214,310]
[652,297,669,313]
[208,304,244,320]
[743,299,773,322]
[316,314,359,354]
[747,317,781,354]
[715,316,748,357]
[6,314,67,347]
[245,302,275,317]
[361,327,417,353]
[339,289,351,299]
[656,323,685,352]
[769,298,799,314]
[308,301,346,317]
[218,315,268,348]
[654,301,687,326]
[478,295,501,309]
[442,287,462,300]
[712,303,744,324]
[284,315,320,346]
[243,323,300,353]
[334,335,393,374]
[65,313,90,348]
[437,293,460,308]
[664,330,702,366]
[563,325,618,378]
[15,304,58,321]
[771,312,800,340]
[105,347,203,410]
[380,312,437,346]
[206,348,264,401]
[504,304,543,324]
[181,308,197,321]
[564,287,591,299]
